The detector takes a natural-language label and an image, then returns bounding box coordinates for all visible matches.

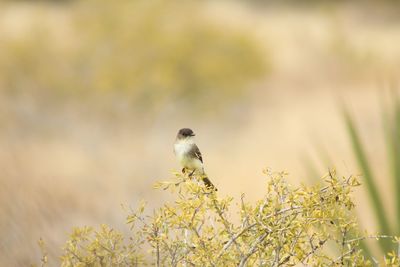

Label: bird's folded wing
[188,144,203,163]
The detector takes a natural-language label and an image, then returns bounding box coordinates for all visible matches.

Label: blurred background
[1,0,400,265]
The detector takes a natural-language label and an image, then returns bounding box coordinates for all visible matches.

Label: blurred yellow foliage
[0,0,267,112]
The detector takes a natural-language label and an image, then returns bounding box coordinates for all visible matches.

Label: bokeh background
[1,0,400,265]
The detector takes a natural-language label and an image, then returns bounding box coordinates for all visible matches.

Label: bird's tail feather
[202,177,217,191]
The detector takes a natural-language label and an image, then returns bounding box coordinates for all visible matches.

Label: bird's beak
[191,133,195,136]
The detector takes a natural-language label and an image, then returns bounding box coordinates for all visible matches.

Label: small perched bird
[174,128,217,191]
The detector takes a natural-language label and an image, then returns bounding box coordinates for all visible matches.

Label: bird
[173,128,217,191]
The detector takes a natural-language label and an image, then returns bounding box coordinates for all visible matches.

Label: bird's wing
[188,144,203,163]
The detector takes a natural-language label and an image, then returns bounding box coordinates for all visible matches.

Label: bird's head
[177,128,195,140]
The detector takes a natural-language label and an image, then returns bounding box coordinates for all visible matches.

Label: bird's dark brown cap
[178,128,195,137]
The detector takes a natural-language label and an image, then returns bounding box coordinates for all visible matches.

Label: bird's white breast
[174,139,203,171]
[174,141,191,163]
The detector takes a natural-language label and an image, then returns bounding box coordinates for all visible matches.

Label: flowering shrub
[44,170,398,266]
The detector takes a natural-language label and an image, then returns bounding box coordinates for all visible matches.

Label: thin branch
[212,198,243,258]
[215,222,257,260]
[332,248,356,265]
[300,239,327,265]
[344,235,393,244]
[238,232,269,267]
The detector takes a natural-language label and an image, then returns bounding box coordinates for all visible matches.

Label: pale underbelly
[178,155,203,170]
[174,143,204,172]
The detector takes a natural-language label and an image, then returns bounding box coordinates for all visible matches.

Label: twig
[215,222,257,260]
[238,232,269,267]
[212,197,243,258]
[300,239,327,265]
[344,235,393,244]
[332,248,356,265]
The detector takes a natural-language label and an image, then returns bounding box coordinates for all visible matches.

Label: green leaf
[343,107,392,252]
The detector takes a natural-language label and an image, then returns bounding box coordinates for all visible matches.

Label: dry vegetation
[47,171,400,266]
